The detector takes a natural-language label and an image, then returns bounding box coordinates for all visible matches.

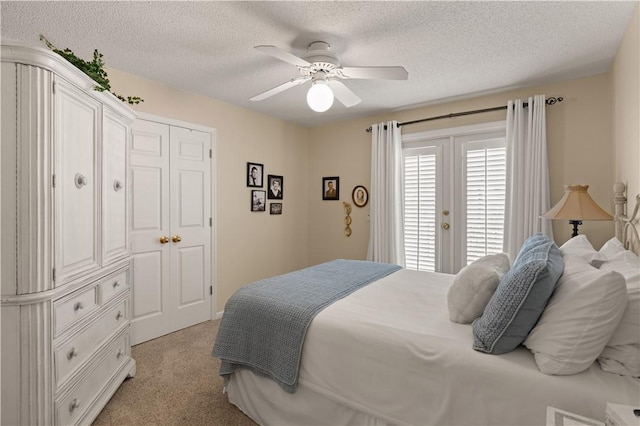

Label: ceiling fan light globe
[307,83,334,112]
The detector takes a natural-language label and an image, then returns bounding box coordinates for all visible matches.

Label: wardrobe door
[102,107,130,265]
[54,77,100,285]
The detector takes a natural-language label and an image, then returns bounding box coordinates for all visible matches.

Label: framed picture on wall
[352,185,369,207]
[267,174,283,199]
[270,203,282,215]
[322,177,339,200]
[247,162,264,187]
[251,190,266,212]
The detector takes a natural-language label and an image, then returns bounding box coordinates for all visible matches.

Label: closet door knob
[159,236,170,244]
[172,235,182,243]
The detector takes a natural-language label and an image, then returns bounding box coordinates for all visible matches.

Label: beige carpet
[93,320,257,426]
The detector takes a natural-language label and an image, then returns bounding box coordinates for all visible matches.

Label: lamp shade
[541,185,613,221]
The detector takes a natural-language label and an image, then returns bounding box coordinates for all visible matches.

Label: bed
[213,183,640,425]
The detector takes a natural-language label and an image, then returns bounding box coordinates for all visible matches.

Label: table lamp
[541,184,613,237]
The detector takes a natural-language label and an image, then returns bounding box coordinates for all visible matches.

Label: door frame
[134,112,219,320]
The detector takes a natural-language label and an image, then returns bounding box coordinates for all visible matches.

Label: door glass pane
[404,153,436,271]
[465,145,506,264]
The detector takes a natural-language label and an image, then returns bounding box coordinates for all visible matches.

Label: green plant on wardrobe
[40,35,144,105]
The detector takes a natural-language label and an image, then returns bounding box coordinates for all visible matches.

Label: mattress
[226,268,640,425]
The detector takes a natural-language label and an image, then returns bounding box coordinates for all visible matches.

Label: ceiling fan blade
[254,45,311,67]
[327,80,361,108]
[250,76,311,101]
[340,66,408,80]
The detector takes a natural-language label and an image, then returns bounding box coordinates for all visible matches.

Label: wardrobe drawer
[54,286,98,335]
[55,299,128,387]
[56,335,129,426]
[100,269,129,305]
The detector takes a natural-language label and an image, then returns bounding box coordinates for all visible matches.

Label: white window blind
[465,144,506,264]
[404,151,437,272]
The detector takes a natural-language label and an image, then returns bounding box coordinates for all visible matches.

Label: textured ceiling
[1,1,637,127]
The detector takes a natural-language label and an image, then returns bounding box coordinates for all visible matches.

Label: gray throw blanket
[212,259,401,393]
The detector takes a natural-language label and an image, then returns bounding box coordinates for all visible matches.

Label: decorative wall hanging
[251,190,266,212]
[323,176,340,200]
[267,175,283,199]
[343,202,352,237]
[352,185,369,207]
[247,162,264,187]
[270,203,282,215]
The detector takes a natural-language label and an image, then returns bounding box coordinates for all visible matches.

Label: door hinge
[52,267,56,281]
[209,217,212,227]
[52,174,56,188]
[52,81,56,94]
[209,286,213,295]
[209,149,212,159]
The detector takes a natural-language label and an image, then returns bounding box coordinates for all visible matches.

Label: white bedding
[226,268,640,425]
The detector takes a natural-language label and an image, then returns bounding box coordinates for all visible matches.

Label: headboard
[613,182,640,256]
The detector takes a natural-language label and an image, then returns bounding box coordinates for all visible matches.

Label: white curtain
[503,95,554,260]
[367,121,405,266]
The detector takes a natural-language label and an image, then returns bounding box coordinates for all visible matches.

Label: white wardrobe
[1,43,136,425]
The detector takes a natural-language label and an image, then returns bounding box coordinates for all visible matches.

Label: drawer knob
[112,280,120,289]
[69,398,80,412]
[117,348,123,359]
[73,302,84,312]
[67,347,78,360]
[113,179,123,192]
[115,311,123,320]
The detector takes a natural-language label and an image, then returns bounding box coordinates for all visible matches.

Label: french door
[403,121,506,274]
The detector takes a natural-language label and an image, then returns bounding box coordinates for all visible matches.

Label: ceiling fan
[250,41,408,112]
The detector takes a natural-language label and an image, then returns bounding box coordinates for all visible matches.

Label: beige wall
[108,8,637,310]
[612,4,640,202]
[308,73,617,262]
[107,70,310,313]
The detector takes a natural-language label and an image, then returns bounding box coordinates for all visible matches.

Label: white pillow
[524,254,627,375]
[447,253,510,324]
[596,254,640,377]
[599,257,640,346]
[559,235,605,266]
[599,237,628,260]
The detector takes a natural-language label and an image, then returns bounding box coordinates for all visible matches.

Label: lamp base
[569,220,583,238]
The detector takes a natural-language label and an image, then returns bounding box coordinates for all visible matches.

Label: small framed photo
[322,177,340,200]
[247,162,264,187]
[270,203,282,215]
[352,185,369,208]
[251,190,266,212]
[267,175,283,199]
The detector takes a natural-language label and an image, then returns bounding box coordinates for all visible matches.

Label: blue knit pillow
[472,233,564,354]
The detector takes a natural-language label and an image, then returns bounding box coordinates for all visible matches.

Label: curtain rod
[365,96,563,133]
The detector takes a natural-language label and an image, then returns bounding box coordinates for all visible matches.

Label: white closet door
[54,77,100,285]
[169,126,211,331]
[130,120,212,345]
[130,120,171,344]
